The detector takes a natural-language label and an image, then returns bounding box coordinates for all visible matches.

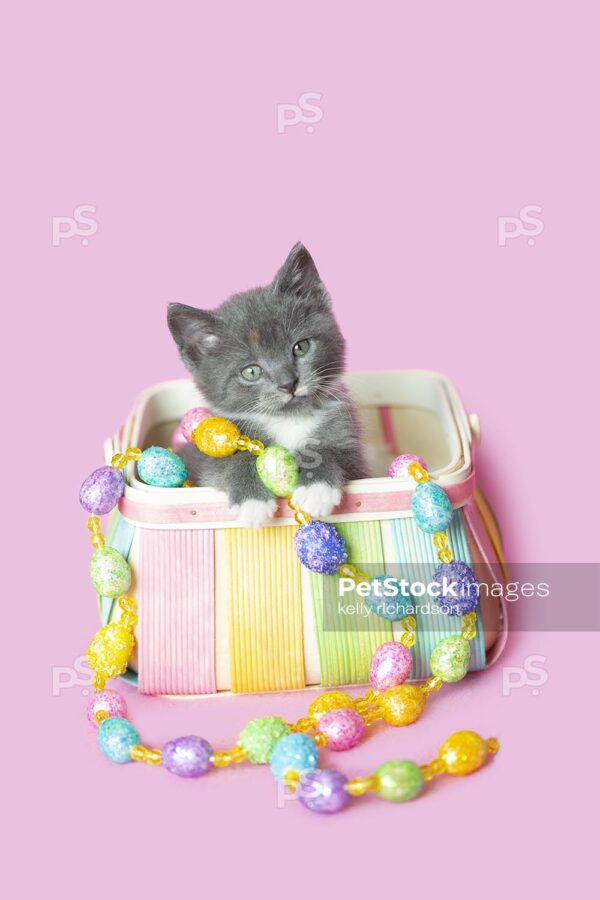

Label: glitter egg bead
[308,691,354,721]
[388,454,427,479]
[294,521,347,575]
[89,547,132,597]
[87,622,135,684]
[162,735,214,777]
[238,717,291,764]
[364,575,413,621]
[79,466,124,515]
[411,481,453,534]
[180,406,213,442]
[193,416,241,458]
[369,641,413,692]
[318,708,364,751]
[98,716,140,763]
[137,446,188,488]
[298,769,350,814]
[256,445,299,497]
[270,733,319,782]
[86,690,128,727]
[375,760,424,802]
[170,424,188,449]
[430,634,470,682]
[380,684,426,726]
[438,730,488,775]
[432,560,480,616]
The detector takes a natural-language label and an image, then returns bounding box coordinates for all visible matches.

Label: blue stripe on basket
[382,510,486,680]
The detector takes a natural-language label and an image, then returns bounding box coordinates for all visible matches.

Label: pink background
[4,1,597,896]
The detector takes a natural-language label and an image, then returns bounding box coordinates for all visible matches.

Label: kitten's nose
[279,377,299,396]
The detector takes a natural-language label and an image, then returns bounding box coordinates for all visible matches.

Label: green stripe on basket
[310,520,392,687]
[382,510,486,680]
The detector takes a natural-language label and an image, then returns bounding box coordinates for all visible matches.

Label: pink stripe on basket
[137,529,216,694]
[120,470,476,527]
[378,405,399,458]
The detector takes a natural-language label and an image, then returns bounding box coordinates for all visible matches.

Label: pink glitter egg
[369,642,413,692]
[86,690,128,727]
[180,406,213,443]
[170,424,188,449]
[318,708,365,751]
[388,454,427,479]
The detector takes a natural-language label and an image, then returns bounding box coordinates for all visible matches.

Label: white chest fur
[258,410,326,451]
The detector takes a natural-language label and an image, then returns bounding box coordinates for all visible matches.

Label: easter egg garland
[77,414,499,813]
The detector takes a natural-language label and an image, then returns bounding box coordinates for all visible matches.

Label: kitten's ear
[272,242,327,303]
[167,303,220,367]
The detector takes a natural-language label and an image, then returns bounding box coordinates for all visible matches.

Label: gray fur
[168,243,368,510]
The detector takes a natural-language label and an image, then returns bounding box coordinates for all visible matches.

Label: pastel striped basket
[100,371,508,695]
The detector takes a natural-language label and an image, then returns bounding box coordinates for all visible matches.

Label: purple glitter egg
[87,690,128,727]
[294,521,347,575]
[432,560,480,616]
[369,641,413,692]
[162,735,214,777]
[298,769,350,814]
[388,454,427,479]
[318,708,364,751]
[180,406,213,442]
[79,466,124,515]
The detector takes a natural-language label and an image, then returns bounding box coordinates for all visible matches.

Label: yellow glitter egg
[380,684,426,726]
[86,622,135,687]
[308,691,354,721]
[438,730,487,775]
[192,416,241,458]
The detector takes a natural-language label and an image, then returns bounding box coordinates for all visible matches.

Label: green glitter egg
[90,547,132,598]
[430,634,470,683]
[238,716,291,764]
[255,445,299,497]
[375,760,424,802]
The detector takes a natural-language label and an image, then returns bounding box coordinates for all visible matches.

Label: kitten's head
[167,243,346,420]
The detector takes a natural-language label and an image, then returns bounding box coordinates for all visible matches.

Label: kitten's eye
[241,364,262,382]
[293,339,311,357]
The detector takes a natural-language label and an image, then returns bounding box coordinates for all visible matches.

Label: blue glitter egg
[270,733,320,782]
[98,716,140,763]
[137,447,188,488]
[294,521,347,575]
[364,575,413,621]
[411,481,453,534]
[432,560,480,615]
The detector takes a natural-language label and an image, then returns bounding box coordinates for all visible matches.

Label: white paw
[232,498,278,528]
[292,483,342,518]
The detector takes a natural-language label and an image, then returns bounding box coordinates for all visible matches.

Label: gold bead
[229,746,247,763]
[193,417,242,458]
[421,675,443,696]
[111,452,127,469]
[438,730,488,776]
[308,691,354,721]
[433,531,448,550]
[131,745,162,765]
[125,447,142,462]
[290,716,317,733]
[211,751,232,767]
[90,533,105,549]
[87,516,102,533]
[380,685,426,726]
[345,775,379,796]
[438,548,454,564]
[486,737,500,754]
[314,733,329,747]
[419,758,446,781]
[407,461,429,483]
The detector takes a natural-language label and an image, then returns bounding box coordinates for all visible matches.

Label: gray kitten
[167,243,369,526]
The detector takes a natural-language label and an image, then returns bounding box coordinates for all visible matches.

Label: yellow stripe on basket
[226,525,305,693]
[310,521,392,687]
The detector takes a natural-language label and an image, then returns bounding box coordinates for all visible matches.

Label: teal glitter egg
[375,759,424,802]
[270,733,319,782]
[364,575,413,621]
[90,547,132,597]
[137,446,188,488]
[98,716,140,763]
[430,635,470,682]
[411,481,453,534]
[256,445,299,497]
